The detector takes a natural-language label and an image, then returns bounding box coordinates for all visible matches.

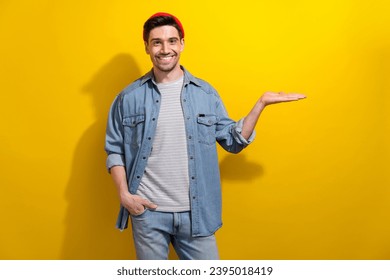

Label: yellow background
[1,0,389,259]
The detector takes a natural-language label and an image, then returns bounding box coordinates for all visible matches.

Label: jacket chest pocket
[122,114,145,146]
[196,114,218,145]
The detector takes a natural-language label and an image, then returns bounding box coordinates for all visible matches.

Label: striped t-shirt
[136,76,190,212]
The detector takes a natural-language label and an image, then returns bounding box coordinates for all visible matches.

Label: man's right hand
[119,192,157,216]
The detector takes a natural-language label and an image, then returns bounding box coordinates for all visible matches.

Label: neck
[153,65,183,83]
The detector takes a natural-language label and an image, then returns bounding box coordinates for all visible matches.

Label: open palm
[259,92,306,106]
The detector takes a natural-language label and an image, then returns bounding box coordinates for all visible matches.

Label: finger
[128,205,145,216]
[142,199,158,210]
[287,92,306,98]
[272,96,305,104]
[134,206,145,215]
[280,93,306,100]
[289,95,306,100]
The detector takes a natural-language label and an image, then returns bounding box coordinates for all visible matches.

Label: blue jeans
[130,210,219,260]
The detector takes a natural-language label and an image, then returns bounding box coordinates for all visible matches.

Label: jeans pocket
[130,208,149,219]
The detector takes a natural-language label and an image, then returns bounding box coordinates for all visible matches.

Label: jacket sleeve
[105,94,126,172]
[214,93,256,153]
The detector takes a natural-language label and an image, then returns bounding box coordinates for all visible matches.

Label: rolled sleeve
[106,153,125,172]
[233,118,256,146]
[105,94,126,173]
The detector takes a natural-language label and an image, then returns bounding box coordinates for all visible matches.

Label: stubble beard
[156,62,178,73]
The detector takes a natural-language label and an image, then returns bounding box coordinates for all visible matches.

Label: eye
[169,38,178,44]
[153,41,161,46]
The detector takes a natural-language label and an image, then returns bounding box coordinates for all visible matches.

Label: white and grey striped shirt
[137,76,190,212]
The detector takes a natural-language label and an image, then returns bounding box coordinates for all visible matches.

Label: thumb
[142,199,158,210]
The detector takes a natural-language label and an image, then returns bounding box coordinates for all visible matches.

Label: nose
[161,42,169,53]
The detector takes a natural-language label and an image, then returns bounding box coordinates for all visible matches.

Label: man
[105,12,306,260]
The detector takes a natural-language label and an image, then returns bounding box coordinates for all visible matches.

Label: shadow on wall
[219,153,264,182]
[61,54,141,259]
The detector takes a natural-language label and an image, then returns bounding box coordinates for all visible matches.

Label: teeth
[159,56,173,60]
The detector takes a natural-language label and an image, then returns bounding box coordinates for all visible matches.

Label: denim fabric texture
[105,66,255,237]
[130,210,219,260]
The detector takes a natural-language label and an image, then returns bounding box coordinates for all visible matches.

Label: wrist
[119,190,132,200]
[256,98,266,112]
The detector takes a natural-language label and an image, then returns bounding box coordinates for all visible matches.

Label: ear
[144,41,150,54]
[180,38,185,52]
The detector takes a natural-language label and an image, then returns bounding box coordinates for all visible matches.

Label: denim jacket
[105,66,255,237]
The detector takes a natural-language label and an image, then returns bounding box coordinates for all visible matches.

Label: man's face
[145,25,184,74]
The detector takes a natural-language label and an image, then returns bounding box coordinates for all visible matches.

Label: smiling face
[145,25,184,81]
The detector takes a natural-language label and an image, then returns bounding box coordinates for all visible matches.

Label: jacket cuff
[233,118,256,146]
[106,153,125,173]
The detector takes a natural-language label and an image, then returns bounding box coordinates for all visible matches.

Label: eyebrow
[150,37,179,42]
